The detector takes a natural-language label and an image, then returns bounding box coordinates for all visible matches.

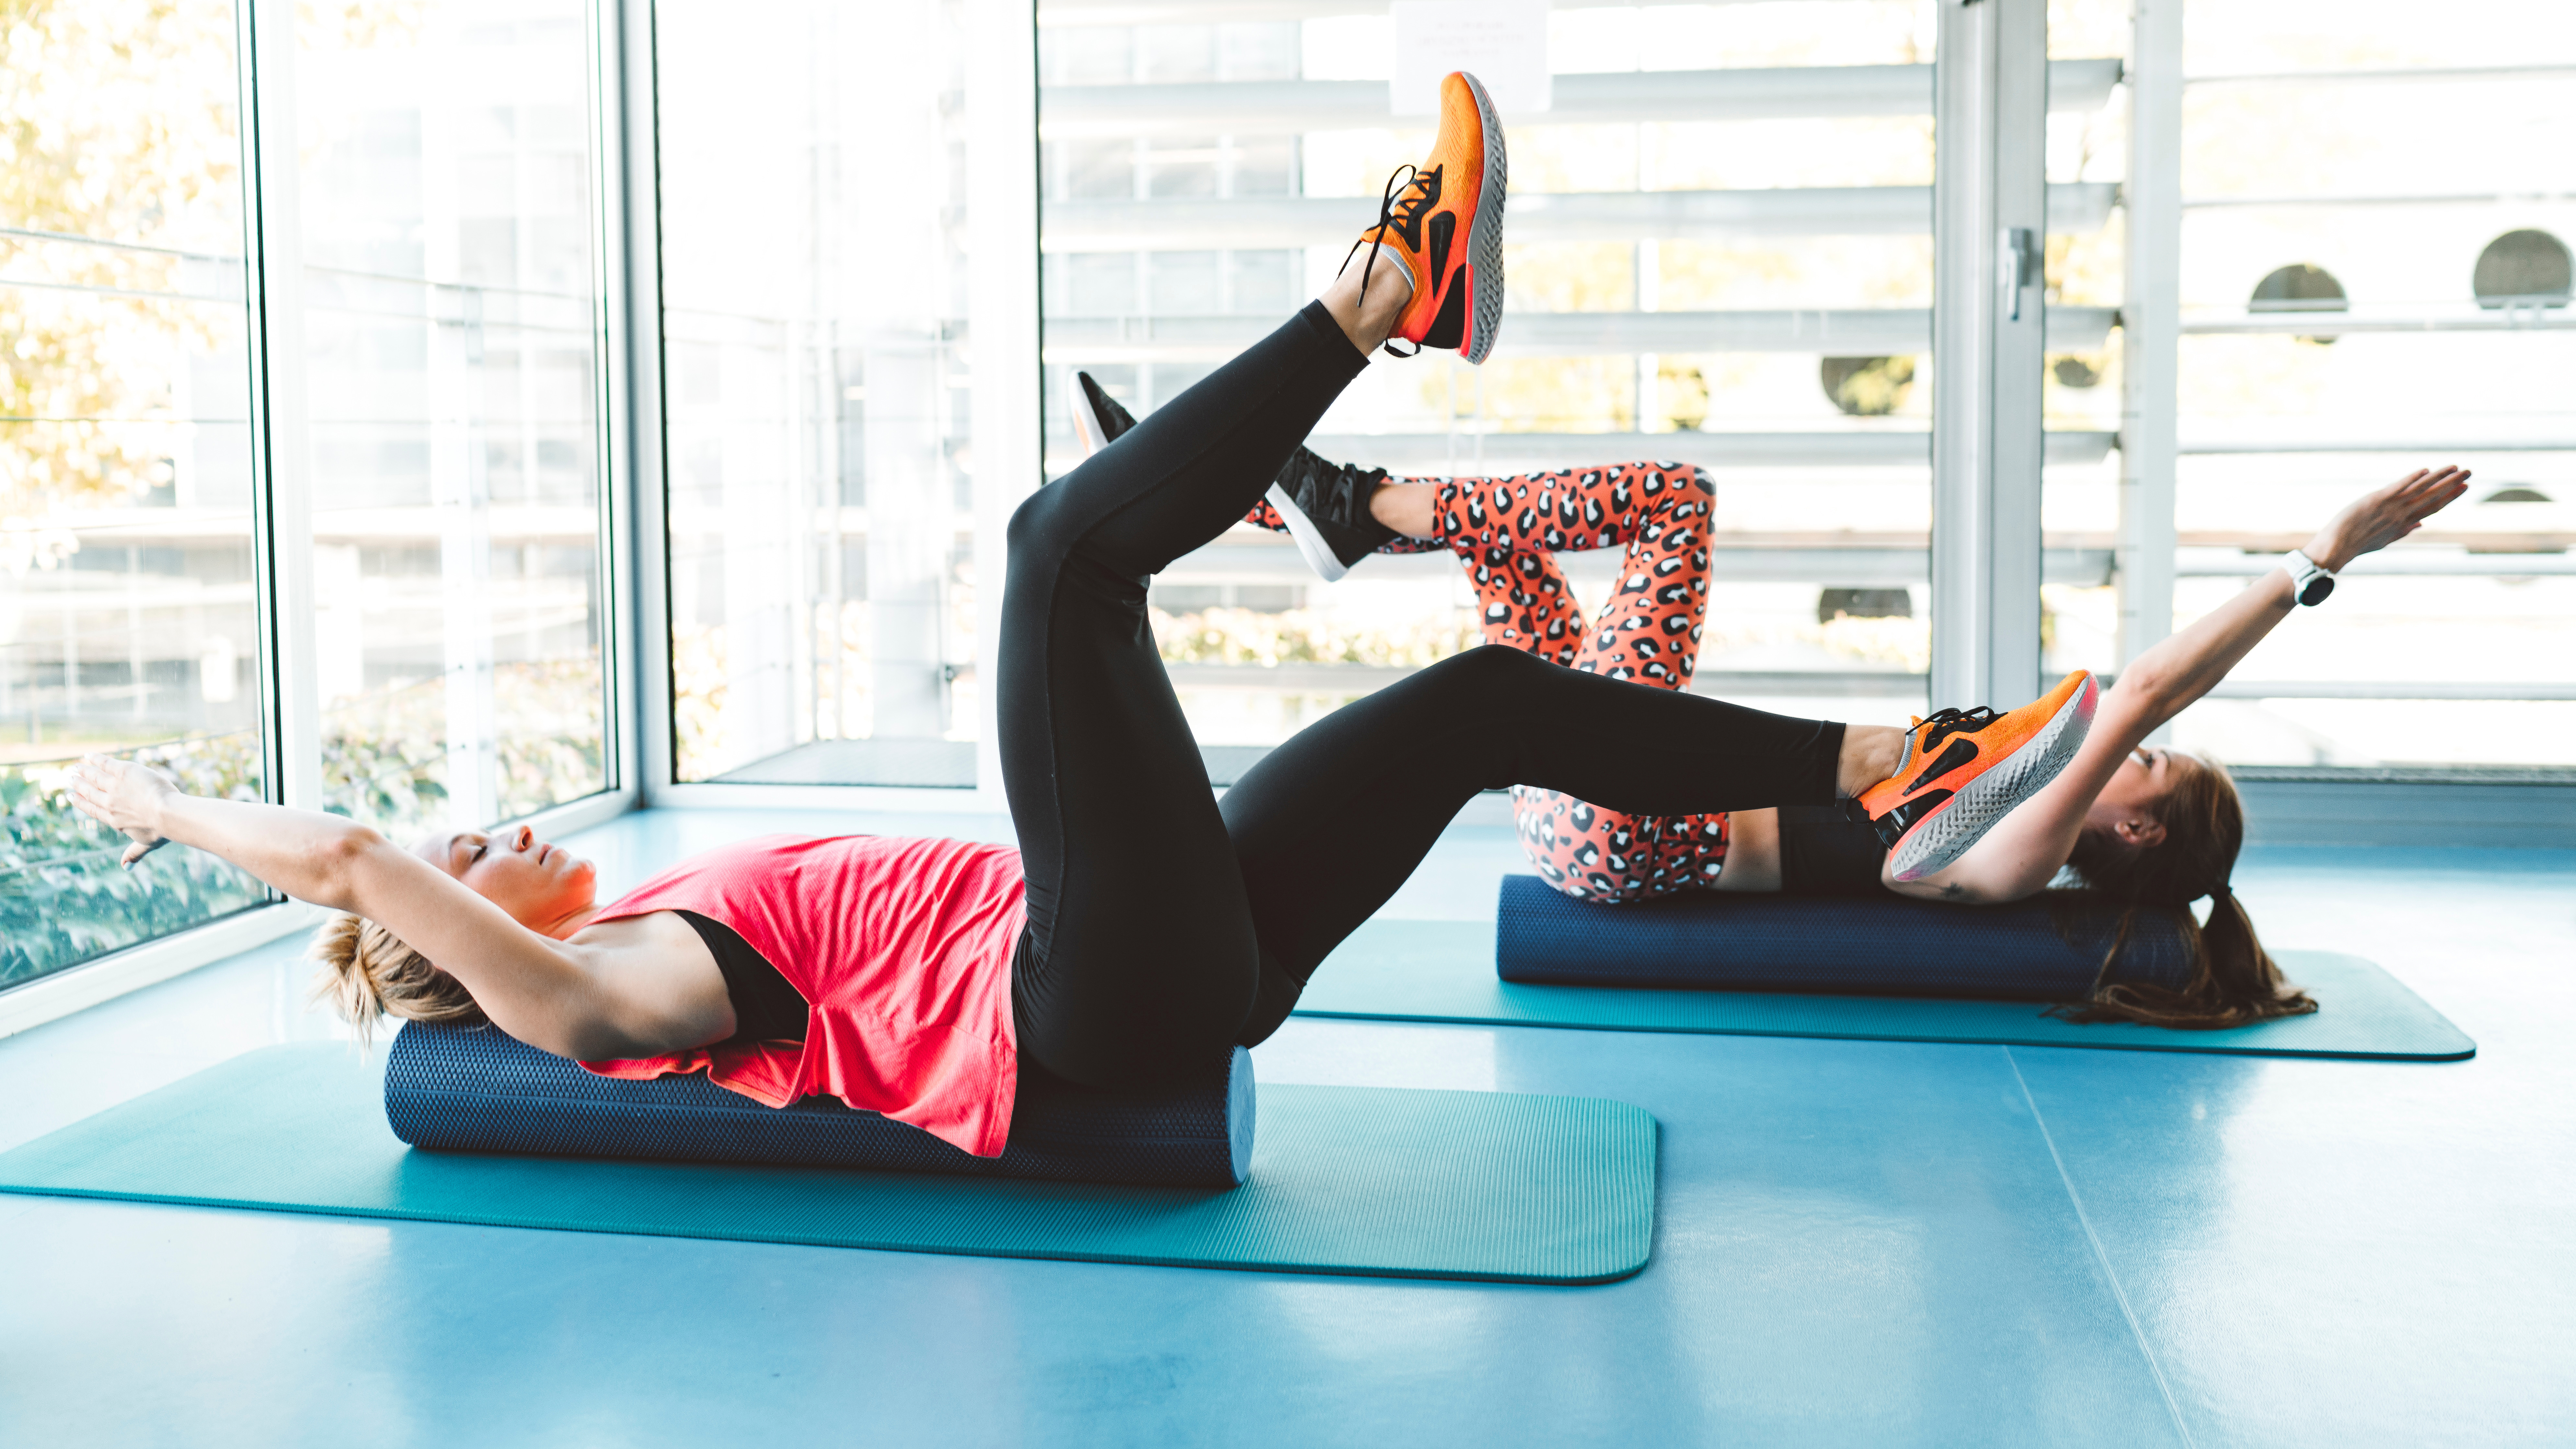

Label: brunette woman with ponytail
[1182,403,2474,1026]
[1885,465,2473,1026]
[2055,751,2303,1028]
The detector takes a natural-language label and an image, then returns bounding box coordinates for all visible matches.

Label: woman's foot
[1330,70,1508,362]
[1855,670,2099,881]
[1071,369,1425,581]
[1266,454,1397,582]
[1068,371,1135,456]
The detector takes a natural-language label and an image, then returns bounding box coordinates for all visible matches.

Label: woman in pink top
[63,97,2081,1156]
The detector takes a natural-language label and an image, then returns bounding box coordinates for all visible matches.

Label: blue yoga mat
[0,1045,1658,1284]
[1296,919,2474,1061]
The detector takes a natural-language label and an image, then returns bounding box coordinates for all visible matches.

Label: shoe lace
[1340,164,1440,358]
[1910,705,2000,752]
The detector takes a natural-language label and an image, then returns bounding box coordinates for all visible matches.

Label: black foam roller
[384,1022,1255,1187]
[1495,874,2191,1000]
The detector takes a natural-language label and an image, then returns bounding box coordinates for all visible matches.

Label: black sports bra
[1774,804,1899,897]
[675,910,811,1042]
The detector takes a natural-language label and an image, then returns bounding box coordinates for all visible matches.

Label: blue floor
[3,808,2571,1446]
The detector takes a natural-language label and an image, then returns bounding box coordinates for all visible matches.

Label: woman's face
[2085,745,2177,847]
[416,824,597,935]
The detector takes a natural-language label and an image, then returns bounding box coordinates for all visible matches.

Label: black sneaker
[1076,369,1393,581]
[1267,450,1394,583]
[1069,371,1138,456]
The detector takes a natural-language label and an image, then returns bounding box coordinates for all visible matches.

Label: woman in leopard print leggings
[1248,459,1726,903]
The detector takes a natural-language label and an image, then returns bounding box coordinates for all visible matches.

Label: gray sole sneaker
[1885,676,2098,882]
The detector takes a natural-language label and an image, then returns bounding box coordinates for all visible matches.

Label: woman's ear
[2115,814,2168,849]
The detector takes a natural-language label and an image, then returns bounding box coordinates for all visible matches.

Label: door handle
[2001,225,2040,322]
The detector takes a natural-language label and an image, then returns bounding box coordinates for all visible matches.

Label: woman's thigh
[1482,462,1727,899]
[998,305,1369,1085]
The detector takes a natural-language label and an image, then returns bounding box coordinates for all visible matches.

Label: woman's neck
[541,905,605,941]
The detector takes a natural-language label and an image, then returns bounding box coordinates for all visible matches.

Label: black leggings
[1000,303,1850,1087]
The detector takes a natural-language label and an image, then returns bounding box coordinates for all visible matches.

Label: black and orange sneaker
[1346,70,1508,363]
[1855,670,2099,881]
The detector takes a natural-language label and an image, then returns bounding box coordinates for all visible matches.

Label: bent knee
[1438,642,1556,693]
[1007,484,1066,557]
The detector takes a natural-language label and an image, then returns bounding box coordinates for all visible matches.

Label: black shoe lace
[1911,705,2000,752]
[1340,163,1439,357]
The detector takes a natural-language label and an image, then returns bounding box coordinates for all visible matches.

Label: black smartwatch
[2285,548,2336,606]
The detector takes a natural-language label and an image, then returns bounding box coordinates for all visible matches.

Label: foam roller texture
[1495,874,2191,1000]
[385,1022,1255,1187]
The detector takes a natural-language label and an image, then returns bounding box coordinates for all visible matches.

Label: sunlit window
[1037,2,2045,770]
[1,0,268,988]
[294,0,613,834]
[2161,1,2576,767]
[658,0,985,787]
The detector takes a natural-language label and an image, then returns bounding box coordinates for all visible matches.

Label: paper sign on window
[1391,0,1552,117]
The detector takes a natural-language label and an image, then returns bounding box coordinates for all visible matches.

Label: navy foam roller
[385,1022,1255,1187]
[1494,874,2191,1000]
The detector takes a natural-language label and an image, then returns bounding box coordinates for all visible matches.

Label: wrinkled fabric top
[580,834,1026,1158]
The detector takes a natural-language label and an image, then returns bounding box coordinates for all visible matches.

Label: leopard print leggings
[1245,460,1723,902]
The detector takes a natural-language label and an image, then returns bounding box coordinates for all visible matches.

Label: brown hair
[2054,751,2317,1030]
[309,913,485,1044]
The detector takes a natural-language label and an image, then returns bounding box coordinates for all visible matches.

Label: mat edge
[1287,1006,2476,1061]
[0,1182,1650,1285]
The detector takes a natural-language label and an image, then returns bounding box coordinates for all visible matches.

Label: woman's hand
[2304,466,2472,573]
[64,754,181,868]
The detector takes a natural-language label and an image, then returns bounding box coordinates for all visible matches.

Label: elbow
[2113,662,2174,703]
[2111,664,2187,718]
[307,824,392,907]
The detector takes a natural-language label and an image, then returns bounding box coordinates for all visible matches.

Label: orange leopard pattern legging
[1244,460,1723,902]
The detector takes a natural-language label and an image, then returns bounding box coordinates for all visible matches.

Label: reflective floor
[3,809,2570,1447]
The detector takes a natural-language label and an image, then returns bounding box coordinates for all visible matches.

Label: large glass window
[657,0,984,787]
[1039,3,1979,775]
[2159,2,2575,767]
[2035,0,2135,697]
[1,1,269,989]
[294,0,615,834]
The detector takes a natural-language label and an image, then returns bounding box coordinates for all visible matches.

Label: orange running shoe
[1855,669,2099,882]
[1345,70,1508,363]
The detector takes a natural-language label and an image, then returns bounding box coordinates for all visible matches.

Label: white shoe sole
[1886,676,2099,882]
[1265,481,1353,584]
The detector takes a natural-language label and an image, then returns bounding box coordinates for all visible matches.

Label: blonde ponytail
[308,913,485,1044]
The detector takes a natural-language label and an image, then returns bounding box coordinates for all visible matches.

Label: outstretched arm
[61,757,654,1057]
[1892,465,2471,903]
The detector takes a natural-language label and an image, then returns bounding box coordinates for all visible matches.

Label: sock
[1343,242,1416,300]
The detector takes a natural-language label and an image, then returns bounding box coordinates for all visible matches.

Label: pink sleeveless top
[578,834,1027,1158]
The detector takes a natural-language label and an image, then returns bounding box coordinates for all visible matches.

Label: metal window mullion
[1930,0,2049,711]
[236,0,321,814]
[587,0,644,816]
[621,0,678,803]
[2118,0,2183,679]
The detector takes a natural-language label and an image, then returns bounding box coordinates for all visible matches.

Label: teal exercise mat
[0,1045,1655,1285]
[1294,920,2475,1062]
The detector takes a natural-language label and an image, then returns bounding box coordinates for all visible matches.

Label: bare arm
[63,758,716,1059]
[1891,466,2472,903]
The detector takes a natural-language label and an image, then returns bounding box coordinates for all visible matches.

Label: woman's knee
[1439,641,1556,696]
[1007,483,1067,559]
